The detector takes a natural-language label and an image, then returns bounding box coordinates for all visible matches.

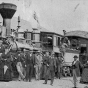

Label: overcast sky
[0,0,88,34]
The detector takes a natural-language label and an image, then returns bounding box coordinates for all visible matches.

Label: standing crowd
[0,48,88,87]
[0,49,63,86]
[0,37,88,88]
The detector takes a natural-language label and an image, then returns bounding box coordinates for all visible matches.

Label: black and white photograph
[0,0,88,88]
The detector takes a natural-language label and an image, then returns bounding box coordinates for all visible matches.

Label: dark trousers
[26,64,33,81]
[45,68,55,84]
[57,65,61,79]
[73,69,77,87]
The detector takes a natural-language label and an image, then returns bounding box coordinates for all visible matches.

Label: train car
[65,31,88,64]
[61,30,88,76]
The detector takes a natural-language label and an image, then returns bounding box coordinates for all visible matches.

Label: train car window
[80,47,87,54]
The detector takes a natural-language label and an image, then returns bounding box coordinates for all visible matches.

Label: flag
[33,11,39,23]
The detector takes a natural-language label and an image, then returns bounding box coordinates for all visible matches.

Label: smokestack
[0,3,17,37]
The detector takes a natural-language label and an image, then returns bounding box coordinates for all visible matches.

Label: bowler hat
[73,55,78,58]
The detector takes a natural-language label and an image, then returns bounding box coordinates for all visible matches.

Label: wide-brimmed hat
[73,55,78,58]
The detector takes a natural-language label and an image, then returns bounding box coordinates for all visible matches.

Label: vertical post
[17,16,21,30]
[17,16,21,37]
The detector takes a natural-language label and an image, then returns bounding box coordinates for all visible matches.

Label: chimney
[0,3,17,37]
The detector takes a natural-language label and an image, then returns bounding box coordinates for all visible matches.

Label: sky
[0,0,88,34]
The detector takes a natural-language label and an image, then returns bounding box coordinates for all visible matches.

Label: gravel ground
[0,77,87,88]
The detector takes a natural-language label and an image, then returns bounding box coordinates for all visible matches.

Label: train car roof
[65,30,88,39]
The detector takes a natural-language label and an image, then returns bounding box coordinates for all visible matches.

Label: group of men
[15,51,63,86]
[0,44,82,88]
[0,49,63,86]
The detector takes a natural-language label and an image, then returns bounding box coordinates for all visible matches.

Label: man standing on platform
[16,52,25,81]
[56,55,62,79]
[43,52,56,86]
[34,51,42,80]
[25,51,34,82]
[42,52,50,79]
[72,55,82,88]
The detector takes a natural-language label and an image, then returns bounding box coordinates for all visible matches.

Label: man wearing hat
[43,52,56,86]
[56,54,63,79]
[42,51,50,80]
[16,53,25,81]
[72,55,82,88]
[25,51,34,82]
[34,51,43,80]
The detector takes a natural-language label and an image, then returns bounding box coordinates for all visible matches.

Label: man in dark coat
[34,52,43,80]
[72,55,82,88]
[25,51,34,82]
[1,49,12,81]
[43,52,56,86]
[16,52,25,81]
[56,56,62,79]
[72,55,82,77]
[42,52,50,79]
